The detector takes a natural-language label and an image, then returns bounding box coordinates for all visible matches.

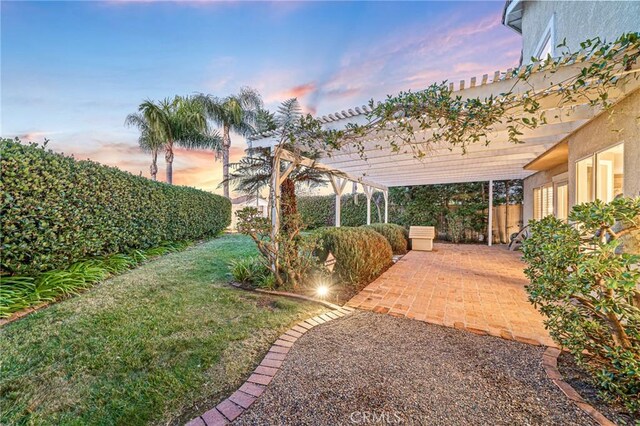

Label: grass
[0,234,326,425]
[0,241,190,318]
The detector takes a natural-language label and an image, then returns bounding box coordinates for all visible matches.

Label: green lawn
[0,234,326,426]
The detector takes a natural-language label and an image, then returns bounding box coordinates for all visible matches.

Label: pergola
[250,53,640,246]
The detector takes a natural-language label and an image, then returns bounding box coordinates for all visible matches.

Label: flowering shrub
[523,197,640,413]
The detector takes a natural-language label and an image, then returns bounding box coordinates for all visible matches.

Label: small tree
[236,206,318,288]
[523,197,640,414]
[234,99,328,289]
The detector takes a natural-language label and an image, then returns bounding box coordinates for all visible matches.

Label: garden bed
[558,352,639,425]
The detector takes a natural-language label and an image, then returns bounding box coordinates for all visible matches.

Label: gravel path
[235,311,594,425]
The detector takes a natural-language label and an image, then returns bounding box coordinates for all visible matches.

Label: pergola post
[364,185,374,225]
[383,189,389,224]
[330,176,348,227]
[270,148,295,245]
[488,180,493,247]
[270,149,281,254]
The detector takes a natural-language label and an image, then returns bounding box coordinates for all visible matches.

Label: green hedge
[299,182,523,243]
[1,139,231,276]
[298,193,384,229]
[361,223,408,254]
[314,227,393,296]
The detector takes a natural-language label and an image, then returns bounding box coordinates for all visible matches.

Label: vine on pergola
[287,32,640,161]
[242,33,639,289]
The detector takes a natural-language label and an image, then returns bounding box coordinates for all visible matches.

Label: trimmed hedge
[1,138,231,276]
[314,227,393,295]
[361,223,408,255]
[298,193,384,229]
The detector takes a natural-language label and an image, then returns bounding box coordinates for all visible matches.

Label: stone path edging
[185,306,355,426]
[542,347,616,426]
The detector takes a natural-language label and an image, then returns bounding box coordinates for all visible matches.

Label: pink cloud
[270,10,523,115]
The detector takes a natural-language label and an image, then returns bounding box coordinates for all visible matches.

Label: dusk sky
[1,0,522,195]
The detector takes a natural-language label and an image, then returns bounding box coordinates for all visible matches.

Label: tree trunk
[222,125,231,198]
[165,142,174,184]
[150,150,158,181]
[280,177,297,234]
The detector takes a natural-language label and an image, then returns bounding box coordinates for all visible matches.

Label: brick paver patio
[347,243,555,347]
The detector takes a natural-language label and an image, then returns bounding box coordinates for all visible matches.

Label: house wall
[523,90,640,224]
[523,163,568,224]
[519,1,640,63]
[567,90,640,207]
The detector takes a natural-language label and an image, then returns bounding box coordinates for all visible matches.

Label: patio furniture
[508,225,530,251]
[409,226,435,251]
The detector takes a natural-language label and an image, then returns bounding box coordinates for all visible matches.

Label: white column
[364,186,373,225]
[330,176,348,227]
[488,180,493,247]
[383,190,389,224]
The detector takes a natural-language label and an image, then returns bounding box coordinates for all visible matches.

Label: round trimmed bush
[361,223,409,254]
[314,227,393,296]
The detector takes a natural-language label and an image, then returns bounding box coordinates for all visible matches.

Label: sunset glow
[1,1,521,194]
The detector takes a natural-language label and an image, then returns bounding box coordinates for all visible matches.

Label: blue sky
[1,0,521,193]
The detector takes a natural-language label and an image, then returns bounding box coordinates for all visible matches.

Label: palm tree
[124,113,163,180]
[126,96,220,184]
[224,99,327,215]
[196,87,263,198]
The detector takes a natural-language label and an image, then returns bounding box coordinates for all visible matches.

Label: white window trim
[574,141,625,204]
[534,14,555,59]
[553,180,568,219]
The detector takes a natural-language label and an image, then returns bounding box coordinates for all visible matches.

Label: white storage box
[409,226,435,251]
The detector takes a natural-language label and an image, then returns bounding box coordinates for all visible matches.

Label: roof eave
[502,0,523,34]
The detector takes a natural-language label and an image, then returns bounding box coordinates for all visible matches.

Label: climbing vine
[286,33,640,161]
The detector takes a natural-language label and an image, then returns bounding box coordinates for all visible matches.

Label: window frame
[534,14,556,59]
[533,182,555,220]
[574,142,624,204]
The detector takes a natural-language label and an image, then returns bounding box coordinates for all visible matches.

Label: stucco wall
[520,1,640,62]
[523,163,568,224]
[567,90,640,207]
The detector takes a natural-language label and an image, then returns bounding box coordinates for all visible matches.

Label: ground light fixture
[316,285,329,298]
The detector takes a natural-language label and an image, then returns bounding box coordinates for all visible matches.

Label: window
[541,184,554,218]
[556,182,569,220]
[534,15,555,59]
[576,156,594,204]
[576,143,624,204]
[533,184,554,220]
[596,144,624,202]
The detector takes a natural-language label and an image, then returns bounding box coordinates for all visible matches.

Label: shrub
[229,257,269,285]
[314,227,393,296]
[236,207,320,289]
[522,197,640,414]
[298,193,385,229]
[1,138,230,276]
[361,223,408,254]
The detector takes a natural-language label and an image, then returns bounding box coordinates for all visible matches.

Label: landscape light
[316,285,329,297]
